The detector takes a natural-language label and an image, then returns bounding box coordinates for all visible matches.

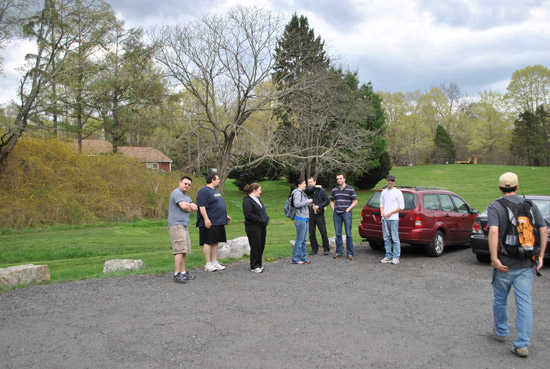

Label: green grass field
[1,164,549,291]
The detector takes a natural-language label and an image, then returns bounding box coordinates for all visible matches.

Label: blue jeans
[333,211,354,256]
[292,218,309,263]
[492,267,534,348]
[382,218,400,259]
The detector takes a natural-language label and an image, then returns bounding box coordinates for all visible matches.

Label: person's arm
[199,206,211,229]
[347,199,358,212]
[319,190,330,208]
[178,201,197,212]
[243,197,260,223]
[537,225,547,270]
[489,225,508,273]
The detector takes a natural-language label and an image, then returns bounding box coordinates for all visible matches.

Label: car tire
[369,240,384,250]
[475,253,491,263]
[427,230,445,257]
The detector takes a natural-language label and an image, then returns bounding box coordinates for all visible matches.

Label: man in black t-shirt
[488,172,547,358]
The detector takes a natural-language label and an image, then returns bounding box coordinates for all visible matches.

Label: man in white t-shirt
[379,175,404,265]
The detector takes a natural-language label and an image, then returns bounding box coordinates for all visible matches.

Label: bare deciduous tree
[152,6,285,192]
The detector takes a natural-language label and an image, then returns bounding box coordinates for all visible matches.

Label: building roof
[70,139,172,163]
[71,139,112,154]
[118,146,172,163]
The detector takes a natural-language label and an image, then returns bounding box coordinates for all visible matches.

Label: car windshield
[531,199,550,216]
[479,197,550,217]
[367,191,417,210]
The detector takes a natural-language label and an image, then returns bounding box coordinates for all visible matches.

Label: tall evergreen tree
[272,13,330,128]
[354,81,389,189]
[511,106,549,166]
[432,125,456,163]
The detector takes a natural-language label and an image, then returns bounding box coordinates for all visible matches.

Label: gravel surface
[1,243,549,369]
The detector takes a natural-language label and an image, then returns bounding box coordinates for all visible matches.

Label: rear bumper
[470,235,489,255]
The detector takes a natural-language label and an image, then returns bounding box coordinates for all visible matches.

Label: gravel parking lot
[1,243,549,369]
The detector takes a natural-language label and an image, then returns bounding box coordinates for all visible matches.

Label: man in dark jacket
[305,177,331,255]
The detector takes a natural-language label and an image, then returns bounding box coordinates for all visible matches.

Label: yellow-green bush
[0,138,202,229]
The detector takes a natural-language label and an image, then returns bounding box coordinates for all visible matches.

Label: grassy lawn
[1,164,549,290]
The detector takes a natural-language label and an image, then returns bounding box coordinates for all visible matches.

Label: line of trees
[0,1,549,192]
[382,65,550,166]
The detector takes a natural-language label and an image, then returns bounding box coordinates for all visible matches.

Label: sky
[1,0,549,104]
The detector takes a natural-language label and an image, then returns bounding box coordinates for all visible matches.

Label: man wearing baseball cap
[488,172,547,357]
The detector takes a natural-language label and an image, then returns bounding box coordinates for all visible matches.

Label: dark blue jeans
[333,211,354,256]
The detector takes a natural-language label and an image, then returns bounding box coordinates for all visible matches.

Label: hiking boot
[380,257,392,264]
[333,254,342,259]
[181,271,196,281]
[493,328,507,342]
[392,258,400,265]
[213,261,226,271]
[347,255,354,260]
[173,274,186,283]
[204,263,217,272]
[511,346,528,357]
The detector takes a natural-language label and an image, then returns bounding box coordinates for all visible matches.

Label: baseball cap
[498,172,518,188]
[386,175,396,181]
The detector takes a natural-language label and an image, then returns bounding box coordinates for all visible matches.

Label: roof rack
[382,185,446,191]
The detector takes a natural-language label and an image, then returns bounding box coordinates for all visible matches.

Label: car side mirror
[471,209,479,214]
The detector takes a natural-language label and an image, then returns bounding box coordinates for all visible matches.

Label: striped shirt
[330,185,357,214]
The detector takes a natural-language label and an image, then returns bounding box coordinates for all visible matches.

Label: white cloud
[0,0,548,104]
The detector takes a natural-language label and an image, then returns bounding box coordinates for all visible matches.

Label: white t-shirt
[380,188,404,220]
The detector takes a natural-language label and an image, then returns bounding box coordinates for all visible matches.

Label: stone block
[218,237,250,259]
[103,259,145,273]
[0,264,50,287]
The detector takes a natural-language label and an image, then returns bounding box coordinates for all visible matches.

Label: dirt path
[1,244,549,368]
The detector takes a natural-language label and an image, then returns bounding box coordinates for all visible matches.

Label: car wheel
[427,230,445,257]
[369,240,384,250]
[475,253,491,263]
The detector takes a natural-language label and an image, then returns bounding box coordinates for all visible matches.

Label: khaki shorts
[168,225,191,255]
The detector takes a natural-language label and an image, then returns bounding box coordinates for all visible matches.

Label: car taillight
[472,221,482,234]
[415,216,422,228]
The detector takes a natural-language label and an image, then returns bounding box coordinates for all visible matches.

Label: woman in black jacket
[242,183,270,273]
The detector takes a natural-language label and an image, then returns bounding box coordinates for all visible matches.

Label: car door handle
[445,214,450,217]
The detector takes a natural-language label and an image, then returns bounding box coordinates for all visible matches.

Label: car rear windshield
[366,191,417,210]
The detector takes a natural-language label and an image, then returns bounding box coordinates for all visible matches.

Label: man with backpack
[488,172,547,358]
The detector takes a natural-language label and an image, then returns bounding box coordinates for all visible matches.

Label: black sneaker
[309,251,318,255]
[181,271,196,281]
[173,274,186,283]
[324,251,330,255]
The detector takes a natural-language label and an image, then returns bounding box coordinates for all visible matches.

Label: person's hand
[492,259,508,273]
[205,219,212,229]
[537,256,544,270]
[227,215,232,222]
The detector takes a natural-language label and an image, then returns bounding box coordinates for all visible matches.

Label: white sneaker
[213,261,226,271]
[251,267,263,273]
[380,257,392,264]
[204,263,217,272]
[392,258,400,265]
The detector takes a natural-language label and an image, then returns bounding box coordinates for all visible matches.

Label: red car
[358,186,479,256]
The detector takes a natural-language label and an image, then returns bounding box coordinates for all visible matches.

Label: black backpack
[497,198,540,260]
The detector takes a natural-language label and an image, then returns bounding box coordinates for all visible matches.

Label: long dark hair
[288,178,305,197]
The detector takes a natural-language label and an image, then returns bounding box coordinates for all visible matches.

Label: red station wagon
[358,186,479,256]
